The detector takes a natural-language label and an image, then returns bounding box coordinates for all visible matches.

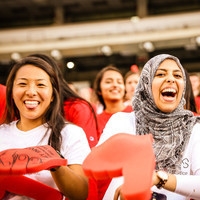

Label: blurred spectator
[124,64,140,106]
[189,72,200,113]
[184,69,199,115]
[93,65,133,138]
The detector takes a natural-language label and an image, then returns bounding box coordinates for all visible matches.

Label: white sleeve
[175,174,200,199]
[61,124,91,165]
[175,123,200,199]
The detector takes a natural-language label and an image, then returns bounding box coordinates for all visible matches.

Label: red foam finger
[83,133,155,200]
[0,145,67,175]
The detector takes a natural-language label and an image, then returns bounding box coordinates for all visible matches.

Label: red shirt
[195,96,200,114]
[0,84,6,123]
[63,99,98,148]
[97,105,133,139]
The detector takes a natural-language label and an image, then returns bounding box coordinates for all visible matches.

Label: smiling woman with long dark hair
[0,55,90,200]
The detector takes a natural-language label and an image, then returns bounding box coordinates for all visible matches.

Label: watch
[156,170,169,189]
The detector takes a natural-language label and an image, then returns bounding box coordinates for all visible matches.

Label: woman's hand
[152,170,176,192]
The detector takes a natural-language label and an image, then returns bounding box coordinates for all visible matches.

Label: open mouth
[161,88,176,98]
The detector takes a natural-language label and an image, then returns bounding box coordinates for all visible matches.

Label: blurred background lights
[51,49,62,60]
[143,41,155,52]
[196,36,200,46]
[101,45,112,56]
[130,16,140,23]
[11,52,21,61]
[66,61,75,69]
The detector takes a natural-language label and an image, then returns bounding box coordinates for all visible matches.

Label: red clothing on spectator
[0,84,6,123]
[195,96,200,114]
[63,99,98,148]
[97,105,133,139]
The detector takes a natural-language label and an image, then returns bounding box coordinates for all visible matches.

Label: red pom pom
[130,65,139,73]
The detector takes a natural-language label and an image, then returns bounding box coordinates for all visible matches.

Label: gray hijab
[132,54,200,174]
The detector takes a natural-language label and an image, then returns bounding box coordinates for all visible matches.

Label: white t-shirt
[0,121,91,199]
[97,111,200,200]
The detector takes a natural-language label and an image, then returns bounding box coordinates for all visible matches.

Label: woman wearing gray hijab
[97,54,200,200]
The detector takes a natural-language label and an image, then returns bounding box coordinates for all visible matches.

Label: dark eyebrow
[16,78,47,81]
[156,68,182,73]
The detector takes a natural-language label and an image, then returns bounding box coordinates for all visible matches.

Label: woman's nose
[166,74,175,83]
[25,85,37,96]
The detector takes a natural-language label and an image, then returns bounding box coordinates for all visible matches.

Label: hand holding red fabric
[0,145,67,175]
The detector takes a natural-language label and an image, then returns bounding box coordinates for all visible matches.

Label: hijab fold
[132,54,200,174]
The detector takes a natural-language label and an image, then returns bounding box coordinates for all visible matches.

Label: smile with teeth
[24,100,39,108]
[161,88,176,97]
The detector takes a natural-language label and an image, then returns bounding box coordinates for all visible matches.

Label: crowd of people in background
[0,53,200,200]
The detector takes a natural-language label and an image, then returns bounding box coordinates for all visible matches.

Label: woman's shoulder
[98,111,135,145]
[61,122,86,138]
[109,111,135,121]
[107,111,135,132]
[192,122,200,134]
[60,123,90,154]
[62,121,84,130]
[0,121,17,130]
[189,122,200,143]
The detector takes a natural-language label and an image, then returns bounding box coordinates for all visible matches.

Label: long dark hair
[93,65,124,110]
[5,56,65,150]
